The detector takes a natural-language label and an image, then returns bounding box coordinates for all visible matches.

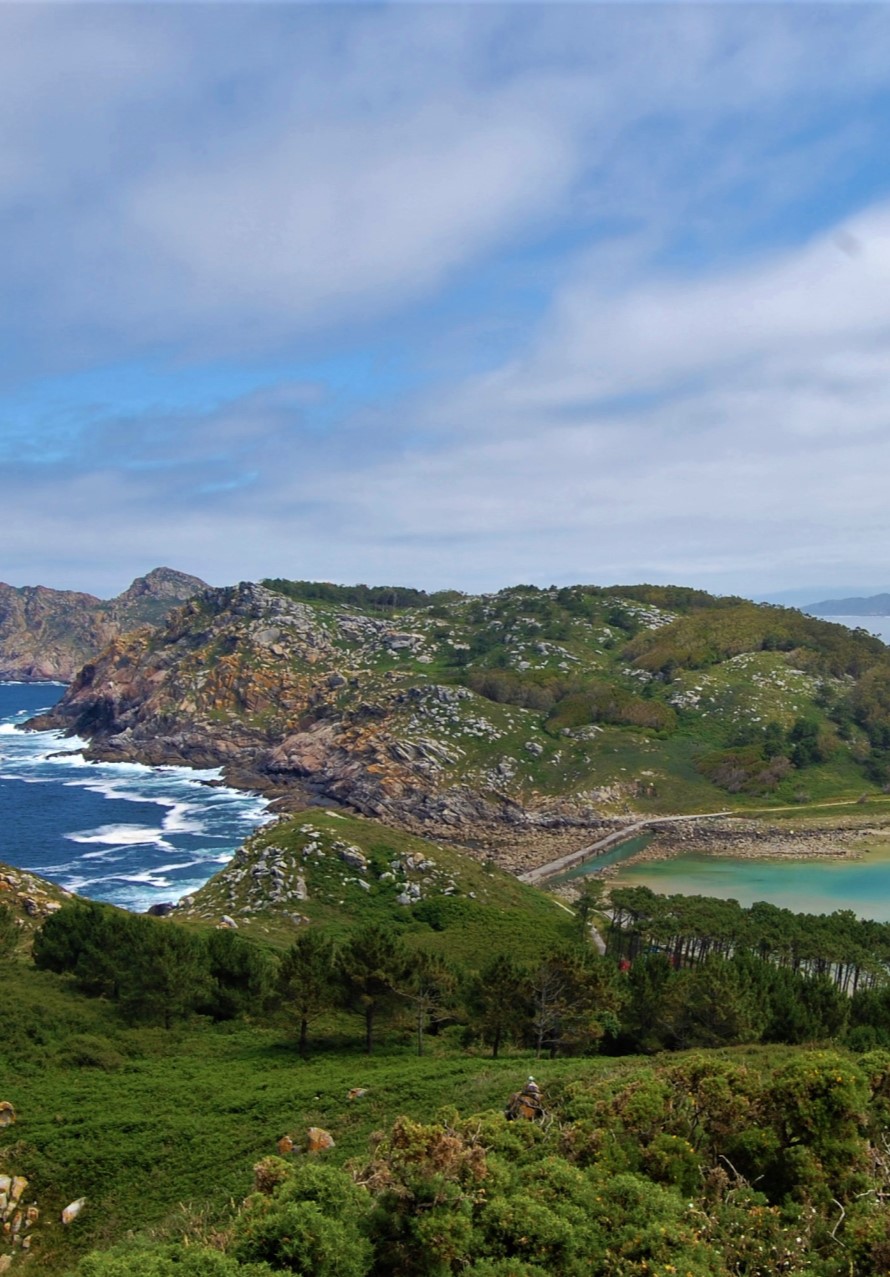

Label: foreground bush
[73,1048,890,1276]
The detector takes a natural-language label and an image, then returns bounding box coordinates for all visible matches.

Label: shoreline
[594,815,890,883]
[11,678,890,883]
[0,687,275,912]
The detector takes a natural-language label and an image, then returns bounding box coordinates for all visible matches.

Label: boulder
[0,1103,15,1129]
[306,1126,335,1153]
[338,845,368,872]
[61,1197,86,1225]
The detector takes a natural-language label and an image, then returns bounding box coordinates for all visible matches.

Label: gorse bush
[77,1246,274,1276]
[72,1050,890,1276]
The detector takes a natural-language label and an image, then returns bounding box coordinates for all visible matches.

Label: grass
[174,809,576,962]
[0,957,615,1276]
[1,949,869,1276]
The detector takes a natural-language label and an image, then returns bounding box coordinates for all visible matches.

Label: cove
[0,682,271,911]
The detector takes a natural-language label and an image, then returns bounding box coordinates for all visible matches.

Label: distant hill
[29,577,890,863]
[806,592,890,616]
[0,566,207,681]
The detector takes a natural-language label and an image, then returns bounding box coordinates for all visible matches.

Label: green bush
[233,1162,373,1276]
[77,1243,273,1275]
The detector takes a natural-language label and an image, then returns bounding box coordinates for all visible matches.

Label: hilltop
[28,577,890,865]
[807,591,890,616]
[173,807,574,958]
[0,567,207,681]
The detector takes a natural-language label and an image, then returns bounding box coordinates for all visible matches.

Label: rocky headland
[24,576,890,873]
[0,567,207,682]
[28,582,616,860]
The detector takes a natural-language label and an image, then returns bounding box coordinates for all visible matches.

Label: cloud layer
[3,5,890,597]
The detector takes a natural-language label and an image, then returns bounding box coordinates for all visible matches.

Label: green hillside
[174,809,574,961]
[7,827,890,1274]
[31,579,890,871]
[4,941,890,1277]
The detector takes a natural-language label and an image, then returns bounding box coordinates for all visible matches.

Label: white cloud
[4,4,890,366]
[8,197,890,597]
[270,199,890,593]
[6,5,890,594]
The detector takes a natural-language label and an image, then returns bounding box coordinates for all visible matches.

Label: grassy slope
[174,808,575,961]
[0,957,811,1277]
[0,805,575,1274]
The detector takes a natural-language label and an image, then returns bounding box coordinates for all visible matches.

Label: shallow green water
[613,851,890,921]
[549,834,653,885]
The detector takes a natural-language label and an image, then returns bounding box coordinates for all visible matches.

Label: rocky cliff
[0,567,207,681]
[28,577,890,852]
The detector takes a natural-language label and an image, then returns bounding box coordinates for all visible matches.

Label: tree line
[607,884,890,990]
[28,891,890,1057]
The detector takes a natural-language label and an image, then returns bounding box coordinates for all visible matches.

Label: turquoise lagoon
[557,832,890,922]
[607,847,890,923]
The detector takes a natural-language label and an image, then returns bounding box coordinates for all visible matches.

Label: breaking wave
[0,682,271,911]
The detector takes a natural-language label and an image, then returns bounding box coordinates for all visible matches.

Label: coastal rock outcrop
[29,582,608,848]
[0,567,207,682]
[25,577,890,868]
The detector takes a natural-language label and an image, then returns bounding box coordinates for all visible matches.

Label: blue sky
[4,3,890,600]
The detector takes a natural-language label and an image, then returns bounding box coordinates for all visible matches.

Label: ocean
[0,682,270,911]
[813,615,890,643]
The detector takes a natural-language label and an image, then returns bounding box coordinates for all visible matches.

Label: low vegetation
[6,865,890,1274]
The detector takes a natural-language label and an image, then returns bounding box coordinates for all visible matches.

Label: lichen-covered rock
[306,1126,335,1153]
[61,1197,85,1225]
[338,845,368,871]
[0,1170,39,1266]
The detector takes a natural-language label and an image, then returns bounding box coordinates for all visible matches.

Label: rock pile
[0,1170,39,1266]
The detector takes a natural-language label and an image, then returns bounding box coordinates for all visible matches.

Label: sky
[4,3,890,602]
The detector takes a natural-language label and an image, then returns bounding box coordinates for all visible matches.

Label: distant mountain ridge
[806,593,890,616]
[0,567,208,681]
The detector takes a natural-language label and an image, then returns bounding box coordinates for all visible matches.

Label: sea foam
[0,682,271,911]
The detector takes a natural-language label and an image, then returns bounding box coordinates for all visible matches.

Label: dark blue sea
[0,682,270,911]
